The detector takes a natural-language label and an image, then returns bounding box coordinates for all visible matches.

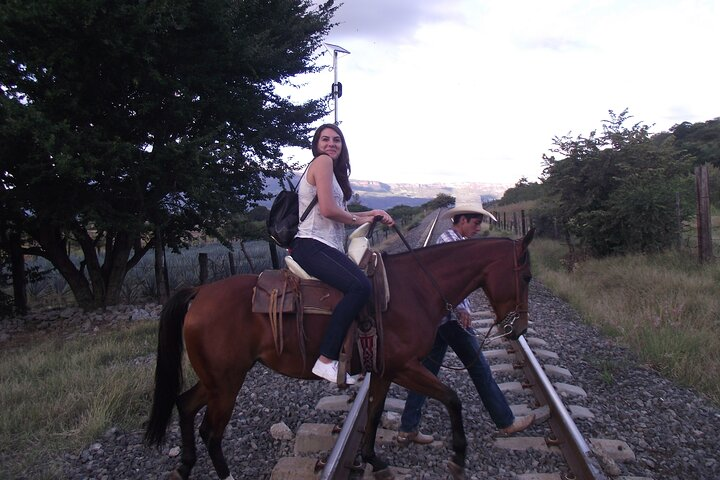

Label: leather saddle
[251,223,390,380]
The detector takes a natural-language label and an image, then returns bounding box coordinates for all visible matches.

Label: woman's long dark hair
[311,123,352,201]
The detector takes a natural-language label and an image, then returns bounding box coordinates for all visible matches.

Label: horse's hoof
[447,460,466,480]
[373,467,395,480]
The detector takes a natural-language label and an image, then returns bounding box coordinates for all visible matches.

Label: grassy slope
[0,322,157,479]
[529,237,720,405]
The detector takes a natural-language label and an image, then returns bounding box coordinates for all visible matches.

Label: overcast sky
[278,0,719,187]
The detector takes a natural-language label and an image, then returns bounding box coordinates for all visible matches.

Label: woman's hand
[353,209,394,226]
[370,209,394,226]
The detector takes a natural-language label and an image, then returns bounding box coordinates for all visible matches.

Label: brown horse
[145,229,534,480]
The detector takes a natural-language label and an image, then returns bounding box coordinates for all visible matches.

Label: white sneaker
[312,359,357,385]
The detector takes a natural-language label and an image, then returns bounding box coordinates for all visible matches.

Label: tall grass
[0,321,157,479]
[531,237,720,404]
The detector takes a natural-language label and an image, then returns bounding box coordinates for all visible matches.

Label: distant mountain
[262,175,510,210]
[350,180,509,209]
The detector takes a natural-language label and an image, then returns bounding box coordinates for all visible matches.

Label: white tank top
[295,174,347,252]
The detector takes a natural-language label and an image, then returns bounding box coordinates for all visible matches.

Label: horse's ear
[522,228,535,249]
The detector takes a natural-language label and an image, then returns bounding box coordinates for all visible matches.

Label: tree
[422,193,455,210]
[670,118,720,168]
[0,0,336,309]
[541,110,694,255]
[497,177,545,205]
[671,118,720,207]
[386,205,418,226]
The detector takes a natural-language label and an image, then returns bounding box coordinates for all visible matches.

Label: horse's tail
[144,287,198,446]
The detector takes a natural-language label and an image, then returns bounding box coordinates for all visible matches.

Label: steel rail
[513,336,608,479]
[320,373,371,479]
[321,209,608,478]
[422,209,442,247]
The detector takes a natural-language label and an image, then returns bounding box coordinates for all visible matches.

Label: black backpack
[267,166,318,248]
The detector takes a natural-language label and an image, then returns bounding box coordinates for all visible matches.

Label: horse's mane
[381,236,517,260]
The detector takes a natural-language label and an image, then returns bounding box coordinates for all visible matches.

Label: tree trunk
[33,226,98,309]
[31,224,146,310]
[8,231,28,315]
[104,238,132,306]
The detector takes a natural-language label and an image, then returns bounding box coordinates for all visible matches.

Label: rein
[392,224,455,316]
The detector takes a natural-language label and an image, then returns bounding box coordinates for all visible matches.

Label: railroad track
[268,210,652,480]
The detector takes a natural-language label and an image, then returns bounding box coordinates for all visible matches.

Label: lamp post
[324,43,350,125]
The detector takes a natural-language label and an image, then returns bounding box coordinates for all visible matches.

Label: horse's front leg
[361,376,393,478]
[394,363,467,480]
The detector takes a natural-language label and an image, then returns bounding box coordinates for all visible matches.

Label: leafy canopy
[538,110,695,255]
[0,0,336,308]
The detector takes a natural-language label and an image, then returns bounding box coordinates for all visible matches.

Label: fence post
[9,231,28,314]
[695,164,713,263]
[676,191,682,250]
[199,253,208,284]
[154,228,168,303]
[228,251,236,275]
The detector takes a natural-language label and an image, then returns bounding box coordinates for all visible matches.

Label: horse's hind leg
[361,376,392,476]
[198,373,247,480]
[173,382,208,479]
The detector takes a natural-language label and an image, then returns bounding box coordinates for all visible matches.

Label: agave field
[20,240,286,308]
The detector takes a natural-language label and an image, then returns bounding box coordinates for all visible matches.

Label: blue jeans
[399,320,515,431]
[290,237,371,360]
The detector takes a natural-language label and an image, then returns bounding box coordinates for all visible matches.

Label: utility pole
[324,43,350,125]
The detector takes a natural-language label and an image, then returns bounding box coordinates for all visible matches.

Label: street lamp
[324,43,350,125]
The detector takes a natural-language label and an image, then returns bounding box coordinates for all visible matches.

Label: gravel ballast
[47,282,720,480]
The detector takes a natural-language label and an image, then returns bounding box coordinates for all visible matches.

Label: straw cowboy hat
[442,202,497,222]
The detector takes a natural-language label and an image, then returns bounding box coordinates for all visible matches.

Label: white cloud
[283,0,720,187]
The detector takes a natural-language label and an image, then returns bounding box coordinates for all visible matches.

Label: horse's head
[484,228,534,340]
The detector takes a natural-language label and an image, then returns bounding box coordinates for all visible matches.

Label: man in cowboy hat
[396,201,534,446]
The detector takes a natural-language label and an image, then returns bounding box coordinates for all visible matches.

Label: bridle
[477,238,528,347]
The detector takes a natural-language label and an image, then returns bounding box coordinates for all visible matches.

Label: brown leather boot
[499,414,535,435]
[396,430,434,446]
